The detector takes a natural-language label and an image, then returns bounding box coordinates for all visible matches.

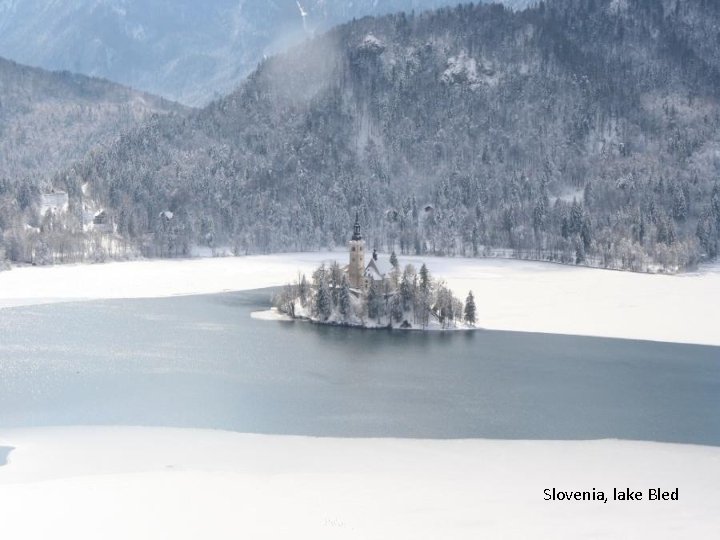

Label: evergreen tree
[569,199,584,235]
[314,276,332,321]
[390,250,399,269]
[464,291,476,325]
[400,266,413,311]
[298,273,309,307]
[389,293,404,324]
[367,279,383,323]
[419,263,430,293]
[437,285,454,329]
[581,216,593,250]
[418,264,432,327]
[329,261,343,306]
[338,276,352,320]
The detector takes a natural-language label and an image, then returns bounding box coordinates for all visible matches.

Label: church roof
[366,256,393,279]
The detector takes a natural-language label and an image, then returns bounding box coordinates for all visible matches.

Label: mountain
[0,55,185,264]
[0,0,532,106]
[0,56,186,182]
[11,0,720,271]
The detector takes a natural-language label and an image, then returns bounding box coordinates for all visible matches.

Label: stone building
[347,213,365,289]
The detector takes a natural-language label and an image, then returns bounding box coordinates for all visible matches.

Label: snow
[359,33,385,54]
[250,308,294,321]
[442,52,480,86]
[0,252,718,345]
[0,427,718,539]
[442,51,497,88]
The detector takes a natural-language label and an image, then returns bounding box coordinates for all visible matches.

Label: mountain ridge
[5,0,720,271]
[0,54,188,183]
[0,0,533,105]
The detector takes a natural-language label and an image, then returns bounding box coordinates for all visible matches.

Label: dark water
[0,290,718,445]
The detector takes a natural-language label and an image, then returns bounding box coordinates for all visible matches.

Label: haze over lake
[1,290,718,445]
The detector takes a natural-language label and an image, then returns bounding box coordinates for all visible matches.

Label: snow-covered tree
[339,276,352,318]
[390,251,399,269]
[313,268,332,321]
[298,273,309,307]
[399,264,415,311]
[366,279,383,323]
[464,291,476,325]
[389,293,404,324]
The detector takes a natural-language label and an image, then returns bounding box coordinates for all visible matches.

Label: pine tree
[339,276,352,320]
[672,183,688,222]
[367,279,383,323]
[329,261,343,305]
[298,273,309,306]
[390,250,399,269]
[464,291,476,325]
[437,285,454,329]
[400,267,413,311]
[389,293,404,324]
[389,250,400,288]
[418,264,432,327]
[419,263,430,293]
[569,199,584,235]
[314,277,332,321]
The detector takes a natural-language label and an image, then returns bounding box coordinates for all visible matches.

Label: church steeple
[348,212,365,288]
[352,212,363,241]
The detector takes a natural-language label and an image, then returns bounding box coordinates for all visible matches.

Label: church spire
[352,212,363,241]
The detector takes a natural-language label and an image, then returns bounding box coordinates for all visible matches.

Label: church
[346,214,395,290]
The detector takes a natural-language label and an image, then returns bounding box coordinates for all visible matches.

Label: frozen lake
[0,290,718,444]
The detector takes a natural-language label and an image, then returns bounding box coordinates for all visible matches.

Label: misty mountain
[0,56,185,183]
[0,0,532,106]
[10,0,720,271]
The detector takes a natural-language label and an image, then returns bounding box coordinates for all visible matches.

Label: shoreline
[251,308,479,332]
[1,252,717,346]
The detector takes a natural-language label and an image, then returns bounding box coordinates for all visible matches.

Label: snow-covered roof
[366,256,394,279]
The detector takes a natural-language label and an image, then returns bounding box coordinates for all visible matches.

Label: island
[273,215,476,330]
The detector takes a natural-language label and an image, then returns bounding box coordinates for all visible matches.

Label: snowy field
[0,427,719,540]
[0,252,718,345]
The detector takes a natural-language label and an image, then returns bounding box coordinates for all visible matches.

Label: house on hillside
[40,190,69,217]
[82,206,114,234]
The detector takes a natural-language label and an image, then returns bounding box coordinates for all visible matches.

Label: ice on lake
[0,289,718,444]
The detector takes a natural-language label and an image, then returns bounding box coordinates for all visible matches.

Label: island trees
[273,262,475,330]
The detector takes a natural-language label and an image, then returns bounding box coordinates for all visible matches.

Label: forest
[2,0,720,272]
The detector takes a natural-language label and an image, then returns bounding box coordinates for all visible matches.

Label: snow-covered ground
[0,427,718,539]
[1,252,718,345]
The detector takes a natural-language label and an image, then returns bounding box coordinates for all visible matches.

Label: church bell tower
[348,212,365,288]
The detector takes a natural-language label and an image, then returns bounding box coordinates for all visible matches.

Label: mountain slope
[0,0,532,106]
[0,56,186,182]
[28,0,720,270]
